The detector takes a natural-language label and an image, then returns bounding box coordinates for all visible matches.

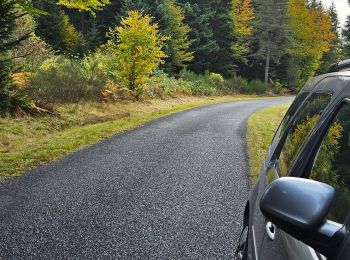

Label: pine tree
[343,16,350,58]
[163,0,193,74]
[253,0,289,84]
[0,0,32,114]
[33,0,65,51]
[180,2,220,74]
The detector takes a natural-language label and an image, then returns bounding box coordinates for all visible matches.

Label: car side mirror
[260,177,346,258]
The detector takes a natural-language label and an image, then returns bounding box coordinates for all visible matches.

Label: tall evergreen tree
[0,0,32,114]
[343,16,350,58]
[253,0,289,84]
[33,0,65,51]
[180,2,219,74]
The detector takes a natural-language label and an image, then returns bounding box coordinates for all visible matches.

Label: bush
[27,56,109,103]
[179,70,221,96]
[145,70,192,98]
[223,75,251,94]
[250,79,269,94]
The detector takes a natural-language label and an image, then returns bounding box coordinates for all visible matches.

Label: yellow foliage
[113,11,167,92]
[232,0,254,37]
[57,0,110,14]
[288,0,335,62]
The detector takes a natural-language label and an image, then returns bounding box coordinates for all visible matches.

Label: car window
[279,92,310,138]
[278,93,332,177]
[310,102,350,223]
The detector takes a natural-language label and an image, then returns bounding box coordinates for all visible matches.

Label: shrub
[224,75,251,94]
[145,70,192,98]
[27,56,108,103]
[250,79,269,94]
[179,70,220,96]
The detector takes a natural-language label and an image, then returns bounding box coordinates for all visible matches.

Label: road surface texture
[0,98,291,259]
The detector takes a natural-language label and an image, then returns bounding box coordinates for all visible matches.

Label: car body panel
[243,71,350,260]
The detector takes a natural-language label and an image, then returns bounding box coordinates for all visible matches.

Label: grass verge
[1,95,281,180]
[246,103,290,183]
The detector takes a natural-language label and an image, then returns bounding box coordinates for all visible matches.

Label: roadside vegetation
[246,104,290,183]
[0,0,348,179]
[1,95,272,180]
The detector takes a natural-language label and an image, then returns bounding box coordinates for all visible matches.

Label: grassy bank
[246,104,290,183]
[1,95,278,180]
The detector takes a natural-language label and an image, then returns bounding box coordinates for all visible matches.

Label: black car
[236,60,350,260]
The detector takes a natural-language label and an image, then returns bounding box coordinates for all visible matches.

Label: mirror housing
[260,177,346,258]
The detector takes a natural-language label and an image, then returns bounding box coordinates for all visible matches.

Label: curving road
[0,98,291,259]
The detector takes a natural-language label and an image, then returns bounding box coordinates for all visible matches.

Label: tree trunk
[264,46,271,85]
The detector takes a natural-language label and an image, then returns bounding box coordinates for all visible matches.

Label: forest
[1,0,350,115]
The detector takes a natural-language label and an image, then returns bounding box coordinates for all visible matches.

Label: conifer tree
[343,16,350,58]
[0,0,32,114]
[253,0,289,84]
[180,2,220,74]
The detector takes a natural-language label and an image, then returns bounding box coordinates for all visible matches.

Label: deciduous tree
[287,0,335,89]
[163,0,193,74]
[112,10,167,93]
[230,0,254,64]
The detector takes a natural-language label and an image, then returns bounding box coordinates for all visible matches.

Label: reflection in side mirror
[260,177,346,258]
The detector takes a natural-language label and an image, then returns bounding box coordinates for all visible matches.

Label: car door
[304,99,350,259]
[259,91,334,260]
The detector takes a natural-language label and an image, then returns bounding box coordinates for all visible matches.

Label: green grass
[246,103,290,183]
[1,95,282,180]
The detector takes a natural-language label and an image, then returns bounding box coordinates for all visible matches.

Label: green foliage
[145,70,192,97]
[253,0,289,84]
[163,0,194,74]
[180,2,219,74]
[0,0,32,114]
[27,56,109,103]
[343,15,350,58]
[62,13,87,57]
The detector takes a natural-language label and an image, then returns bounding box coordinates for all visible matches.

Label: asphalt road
[0,98,291,259]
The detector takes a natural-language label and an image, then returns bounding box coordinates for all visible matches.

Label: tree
[62,13,87,57]
[11,15,53,71]
[180,2,219,74]
[230,0,254,65]
[57,0,110,14]
[112,10,167,93]
[343,16,350,58]
[163,0,193,74]
[287,0,335,90]
[317,1,342,74]
[253,0,289,84]
[33,0,65,51]
[0,0,32,114]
